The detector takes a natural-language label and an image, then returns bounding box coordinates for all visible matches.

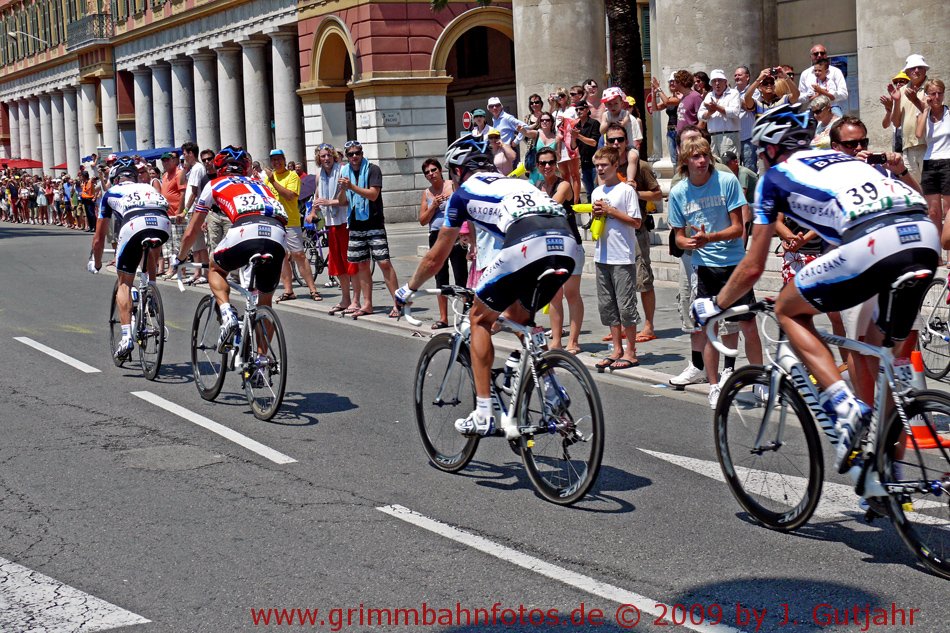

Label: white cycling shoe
[455,410,496,437]
[217,308,240,353]
[834,400,872,474]
[113,337,134,363]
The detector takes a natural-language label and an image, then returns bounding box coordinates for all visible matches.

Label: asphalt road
[0,222,946,633]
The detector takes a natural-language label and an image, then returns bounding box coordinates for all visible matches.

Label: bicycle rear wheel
[917,278,950,380]
[243,306,287,421]
[191,295,227,400]
[714,365,823,531]
[878,390,950,580]
[414,333,479,473]
[108,280,124,367]
[516,349,604,505]
[137,285,165,380]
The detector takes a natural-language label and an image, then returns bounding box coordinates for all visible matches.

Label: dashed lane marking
[14,336,101,373]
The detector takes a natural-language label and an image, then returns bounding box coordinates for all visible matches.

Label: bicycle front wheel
[516,349,604,505]
[243,306,287,421]
[137,285,165,380]
[917,278,950,380]
[878,390,950,580]
[715,365,823,531]
[414,333,479,473]
[191,295,227,400]
[108,280,124,367]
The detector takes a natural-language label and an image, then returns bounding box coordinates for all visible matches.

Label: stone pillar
[151,62,173,148]
[64,87,80,174]
[29,96,42,174]
[191,51,220,151]
[8,101,20,158]
[100,76,118,150]
[300,87,350,161]
[239,39,270,162]
[214,44,245,148]
[170,56,196,146]
[132,67,154,149]
[18,100,31,162]
[856,0,950,150]
[51,91,66,170]
[39,93,53,172]
[79,82,99,158]
[267,30,304,163]
[512,0,607,116]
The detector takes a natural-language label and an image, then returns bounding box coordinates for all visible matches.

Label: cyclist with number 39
[395,134,581,438]
[692,103,939,473]
[87,157,172,362]
[174,145,288,350]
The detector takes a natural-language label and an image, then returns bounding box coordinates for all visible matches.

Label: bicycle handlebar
[704,299,773,357]
[401,286,475,327]
[176,262,208,292]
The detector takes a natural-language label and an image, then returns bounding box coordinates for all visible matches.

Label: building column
[856,0,950,150]
[100,76,118,151]
[39,93,54,172]
[267,30,304,163]
[29,96,42,174]
[0,103,7,159]
[8,101,20,158]
[18,100,31,162]
[190,50,219,151]
[239,39,270,162]
[170,56,195,146]
[151,62,173,148]
[51,90,66,170]
[79,82,98,158]
[64,87,80,174]
[214,44,245,148]
[132,67,154,150]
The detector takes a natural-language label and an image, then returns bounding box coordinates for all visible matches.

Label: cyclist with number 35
[173,145,288,350]
[692,104,939,473]
[395,134,581,438]
[87,157,172,362]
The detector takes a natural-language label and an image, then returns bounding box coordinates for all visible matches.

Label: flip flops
[328,304,347,316]
[596,357,620,373]
[610,358,639,371]
[635,333,657,343]
[276,292,298,303]
[350,308,373,319]
[431,321,449,330]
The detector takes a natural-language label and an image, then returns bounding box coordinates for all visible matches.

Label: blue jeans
[666,129,679,164]
[581,165,596,203]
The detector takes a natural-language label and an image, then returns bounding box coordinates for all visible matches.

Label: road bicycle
[707,270,950,579]
[291,220,328,287]
[917,274,950,380]
[107,237,166,380]
[179,256,288,421]
[404,282,604,505]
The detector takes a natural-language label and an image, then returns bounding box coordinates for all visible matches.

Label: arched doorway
[431,8,515,140]
[307,18,357,147]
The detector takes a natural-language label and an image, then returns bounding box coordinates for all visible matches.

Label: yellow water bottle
[590,215,605,241]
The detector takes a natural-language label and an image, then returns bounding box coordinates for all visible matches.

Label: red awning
[52,162,68,170]
[0,158,44,169]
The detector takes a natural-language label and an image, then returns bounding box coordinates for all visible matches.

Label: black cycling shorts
[212,216,287,294]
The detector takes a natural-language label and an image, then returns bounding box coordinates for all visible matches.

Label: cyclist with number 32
[395,134,581,438]
[692,104,939,473]
[174,145,288,350]
[87,157,172,362]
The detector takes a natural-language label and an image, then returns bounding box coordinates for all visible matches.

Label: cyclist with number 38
[395,134,581,438]
[87,157,172,362]
[691,103,939,474]
[174,145,288,350]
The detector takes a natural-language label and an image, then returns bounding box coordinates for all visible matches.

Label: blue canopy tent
[81,147,180,163]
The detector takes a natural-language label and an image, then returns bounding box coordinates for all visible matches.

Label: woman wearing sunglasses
[521,112,558,185]
[808,95,839,149]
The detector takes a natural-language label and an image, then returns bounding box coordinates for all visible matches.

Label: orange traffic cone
[905,351,950,450]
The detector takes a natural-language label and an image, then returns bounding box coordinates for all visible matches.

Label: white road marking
[14,336,101,373]
[0,555,149,632]
[131,391,297,465]
[378,504,742,633]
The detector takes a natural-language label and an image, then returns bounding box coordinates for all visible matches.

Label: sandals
[350,308,373,319]
[276,292,298,303]
[328,304,347,316]
[388,305,401,319]
[310,290,323,301]
[635,333,657,343]
[596,357,620,373]
[431,320,449,330]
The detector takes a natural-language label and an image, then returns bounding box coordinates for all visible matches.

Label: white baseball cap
[487,97,502,106]
[903,54,930,71]
[709,69,728,81]
[601,86,625,103]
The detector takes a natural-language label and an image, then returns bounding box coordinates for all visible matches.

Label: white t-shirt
[184,162,208,213]
[591,181,640,265]
[924,105,950,160]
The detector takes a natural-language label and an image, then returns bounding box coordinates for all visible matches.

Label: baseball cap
[710,69,728,81]
[903,54,929,71]
[487,128,501,138]
[892,71,911,83]
[472,108,487,117]
[669,72,676,83]
[107,153,118,163]
[487,97,502,106]
[601,86,625,103]
[160,151,177,159]
[269,149,285,157]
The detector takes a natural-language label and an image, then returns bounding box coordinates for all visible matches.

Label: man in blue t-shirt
[668,136,763,408]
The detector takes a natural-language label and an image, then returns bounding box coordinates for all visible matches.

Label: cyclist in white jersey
[395,135,580,437]
[87,157,172,361]
[692,104,939,473]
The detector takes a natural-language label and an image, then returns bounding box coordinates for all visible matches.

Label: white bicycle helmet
[444,134,494,173]
[109,157,138,183]
[750,103,816,152]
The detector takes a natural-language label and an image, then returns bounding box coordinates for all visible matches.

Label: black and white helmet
[108,157,137,183]
[750,103,816,153]
[444,134,494,173]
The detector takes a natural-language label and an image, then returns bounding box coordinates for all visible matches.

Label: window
[640,4,650,61]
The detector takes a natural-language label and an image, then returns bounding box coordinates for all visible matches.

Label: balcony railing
[66,13,115,52]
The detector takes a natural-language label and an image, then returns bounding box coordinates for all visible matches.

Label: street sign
[462,111,472,130]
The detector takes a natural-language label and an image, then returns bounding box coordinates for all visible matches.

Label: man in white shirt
[797,44,848,115]
[733,66,757,172]
[698,69,741,159]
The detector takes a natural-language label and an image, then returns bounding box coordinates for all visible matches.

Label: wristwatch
[895,168,909,178]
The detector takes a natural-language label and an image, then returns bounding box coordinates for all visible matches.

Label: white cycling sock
[219,302,235,320]
[476,396,493,419]
[824,380,856,419]
[121,324,132,339]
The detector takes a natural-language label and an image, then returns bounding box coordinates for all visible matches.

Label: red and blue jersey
[194,175,288,224]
